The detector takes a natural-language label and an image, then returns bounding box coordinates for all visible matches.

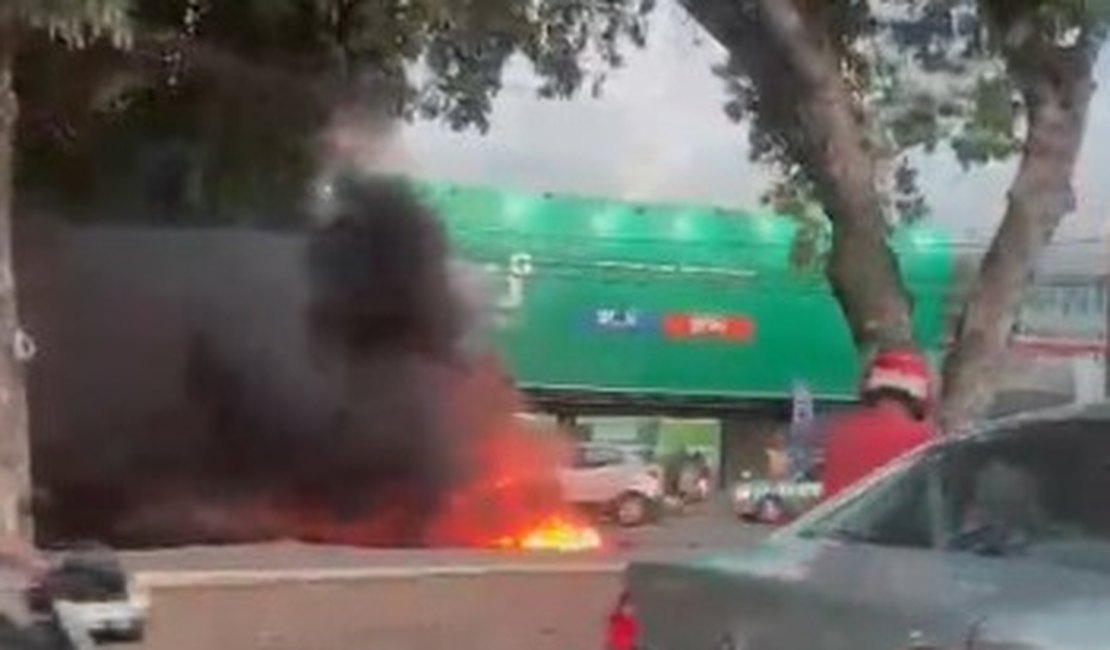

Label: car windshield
[571,445,628,469]
[799,418,1110,573]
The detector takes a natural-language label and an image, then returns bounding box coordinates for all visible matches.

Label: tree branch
[747,0,915,354]
[940,30,1098,430]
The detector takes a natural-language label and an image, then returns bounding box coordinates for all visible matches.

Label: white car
[732,465,824,524]
[559,443,663,526]
[23,547,147,647]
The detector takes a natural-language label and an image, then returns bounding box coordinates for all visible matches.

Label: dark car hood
[630,535,1110,650]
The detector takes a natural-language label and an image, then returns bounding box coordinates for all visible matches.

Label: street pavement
[608,499,770,556]
[113,500,769,650]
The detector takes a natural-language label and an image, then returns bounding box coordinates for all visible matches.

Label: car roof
[576,441,625,450]
[574,442,648,457]
[950,400,1110,444]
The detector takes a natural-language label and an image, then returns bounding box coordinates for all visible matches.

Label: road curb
[133,560,627,591]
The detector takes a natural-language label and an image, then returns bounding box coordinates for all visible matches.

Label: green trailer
[415,182,954,410]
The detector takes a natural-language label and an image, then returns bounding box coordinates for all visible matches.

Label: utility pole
[0,17,33,542]
[1104,272,1110,400]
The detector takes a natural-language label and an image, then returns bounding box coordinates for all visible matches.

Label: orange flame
[495,516,603,552]
[418,355,609,551]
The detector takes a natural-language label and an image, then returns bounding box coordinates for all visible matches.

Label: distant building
[952,241,1107,415]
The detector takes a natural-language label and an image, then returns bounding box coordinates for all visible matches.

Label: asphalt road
[607,499,770,555]
[115,502,769,650]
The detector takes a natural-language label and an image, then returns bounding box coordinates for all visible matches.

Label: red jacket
[821,400,932,501]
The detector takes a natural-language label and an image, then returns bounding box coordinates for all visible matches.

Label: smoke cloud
[23,174,564,549]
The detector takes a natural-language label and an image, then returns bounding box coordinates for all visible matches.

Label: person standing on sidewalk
[821,349,935,501]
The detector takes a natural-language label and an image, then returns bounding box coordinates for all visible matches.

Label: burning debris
[27,176,600,552]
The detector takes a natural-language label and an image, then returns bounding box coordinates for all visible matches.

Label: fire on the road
[117,357,607,551]
[421,357,606,552]
[494,516,603,552]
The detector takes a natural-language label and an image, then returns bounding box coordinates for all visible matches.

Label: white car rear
[559,443,663,526]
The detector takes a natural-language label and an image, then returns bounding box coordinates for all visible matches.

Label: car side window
[799,452,940,550]
[939,421,1110,567]
[800,418,1110,569]
[577,447,624,469]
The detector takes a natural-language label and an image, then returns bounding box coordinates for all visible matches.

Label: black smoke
[293,177,467,542]
[26,177,485,548]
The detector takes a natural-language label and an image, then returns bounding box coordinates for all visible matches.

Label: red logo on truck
[662,314,755,342]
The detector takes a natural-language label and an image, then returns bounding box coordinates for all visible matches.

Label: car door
[562,446,624,504]
[925,420,1110,650]
[762,420,1110,650]
[664,451,979,650]
[581,446,629,502]
[773,451,976,650]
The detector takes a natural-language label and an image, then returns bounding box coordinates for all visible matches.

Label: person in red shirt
[821,349,935,501]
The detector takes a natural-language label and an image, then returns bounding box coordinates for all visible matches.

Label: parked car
[731,464,823,524]
[0,544,146,649]
[608,403,1110,650]
[559,443,663,527]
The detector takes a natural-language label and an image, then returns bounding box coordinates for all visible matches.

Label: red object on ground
[821,400,932,501]
[606,592,640,650]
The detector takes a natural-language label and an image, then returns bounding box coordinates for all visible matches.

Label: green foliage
[694,0,1107,269]
[950,84,1021,167]
[136,0,654,131]
[10,0,132,47]
[14,0,654,223]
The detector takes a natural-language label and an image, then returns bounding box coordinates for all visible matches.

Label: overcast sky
[377,0,1110,255]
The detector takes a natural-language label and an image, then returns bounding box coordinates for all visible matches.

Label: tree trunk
[743,0,917,355]
[939,39,1098,432]
[0,20,32,540]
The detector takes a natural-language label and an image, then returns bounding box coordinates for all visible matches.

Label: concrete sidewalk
[130,552,624,650]
[115,507,767,649]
